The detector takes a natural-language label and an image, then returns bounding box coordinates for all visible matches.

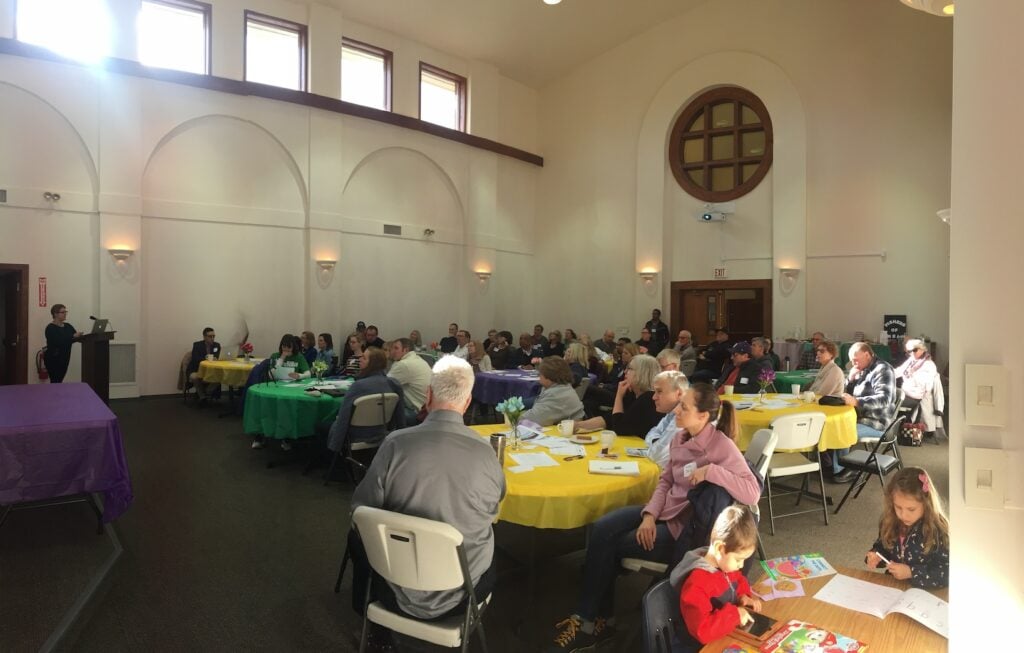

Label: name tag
[683,462,697,478]
[740,377,749,384]
[283,361,297,368]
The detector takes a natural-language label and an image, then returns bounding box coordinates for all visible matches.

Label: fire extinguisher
[36,347,49,380]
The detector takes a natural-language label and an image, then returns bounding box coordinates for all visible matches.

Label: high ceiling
[330,0,709,88]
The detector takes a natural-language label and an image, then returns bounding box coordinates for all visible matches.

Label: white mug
[599,430,616,450]
[205,354,214,361]
[791,384,801,395]
[558,420,574,436]
[723,384,735,396]
[802,391,816,403]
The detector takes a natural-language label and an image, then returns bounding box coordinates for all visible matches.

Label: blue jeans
[576,505,675,620]
[831,423,883,473]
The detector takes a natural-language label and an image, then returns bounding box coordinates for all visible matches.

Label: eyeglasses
[816,348,827,354]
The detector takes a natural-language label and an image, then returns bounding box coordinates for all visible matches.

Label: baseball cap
[730,341,752,355]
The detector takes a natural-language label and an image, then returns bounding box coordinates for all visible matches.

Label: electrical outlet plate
[965,364,1009,427]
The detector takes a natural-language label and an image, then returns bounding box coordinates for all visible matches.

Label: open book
[814,574,948,638]
[760,620,868,653]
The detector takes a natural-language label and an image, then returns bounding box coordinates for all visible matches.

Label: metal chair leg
[334,541,351,593]
[817,463,830,525]
[766,477,776,536]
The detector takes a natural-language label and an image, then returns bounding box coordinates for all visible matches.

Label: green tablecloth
[243,379,348,440]
[774,370,819,391]
[788,341,892,369]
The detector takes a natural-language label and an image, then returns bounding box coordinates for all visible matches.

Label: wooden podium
[78,331,115,404]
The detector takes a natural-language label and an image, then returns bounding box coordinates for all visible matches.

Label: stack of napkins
[588,460,640,476]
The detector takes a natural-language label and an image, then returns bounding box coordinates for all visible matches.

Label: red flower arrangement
[240,342,254,355]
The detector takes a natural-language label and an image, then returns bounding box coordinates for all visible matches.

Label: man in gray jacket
[349,356,506,624]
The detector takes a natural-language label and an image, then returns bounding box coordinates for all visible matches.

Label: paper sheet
[547,444,586,457]
[509,452,559,468]
[507,465,534,474]
[814,574,904,618]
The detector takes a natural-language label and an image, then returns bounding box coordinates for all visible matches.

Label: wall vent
[383,224,402,236]
[110,343,136,384]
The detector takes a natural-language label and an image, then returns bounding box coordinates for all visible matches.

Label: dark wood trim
[419,61,468,132]
[0,37,542,166]
[243,10,308,92]
[0,263,30,385]
[668,86,773,203]
[341,36,393,112]
[669,278,773,343]
[144,0,212,75]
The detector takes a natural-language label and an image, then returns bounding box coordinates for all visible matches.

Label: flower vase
[244,354,252,363]
[758,387,767,404]
[508,418,521,450]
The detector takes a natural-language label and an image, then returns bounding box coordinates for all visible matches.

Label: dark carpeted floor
[0,396,949,652]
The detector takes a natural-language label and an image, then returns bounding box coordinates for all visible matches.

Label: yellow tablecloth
[726,393,858,452]
[471,424,660,530]
[198,358,261,387]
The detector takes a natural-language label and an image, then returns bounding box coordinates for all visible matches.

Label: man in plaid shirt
[828,341,897,483]
[797,332,825,369]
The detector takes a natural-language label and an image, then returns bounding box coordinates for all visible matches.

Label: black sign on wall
[883,315,907,339]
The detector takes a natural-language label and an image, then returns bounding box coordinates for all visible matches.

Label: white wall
[0,0,540,395]
[535,0,951,351]
[948,3,1024,648]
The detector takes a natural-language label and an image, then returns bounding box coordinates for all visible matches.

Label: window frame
[139,0,212,75]
[243,10,307,92]
[341,36,393,112]
[668,86,774,203]
[418,62,467,132]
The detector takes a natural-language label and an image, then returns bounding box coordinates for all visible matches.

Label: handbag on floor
[899,421,925,446]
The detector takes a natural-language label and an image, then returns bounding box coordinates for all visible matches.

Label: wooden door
[670,279,772,347]
[0,264,29,385]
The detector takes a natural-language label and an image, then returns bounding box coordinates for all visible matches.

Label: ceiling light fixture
[543,0,562,5]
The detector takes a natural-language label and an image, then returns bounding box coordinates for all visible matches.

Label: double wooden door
[670,279,772,346]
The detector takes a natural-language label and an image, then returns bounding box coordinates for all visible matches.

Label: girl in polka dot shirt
[865,467,949,589]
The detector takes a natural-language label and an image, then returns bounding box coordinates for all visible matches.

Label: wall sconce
[638,270,658,285]
[475,270,492,283]
[316,259,337,271]
[937,208,951,225]
[108,248,134,262]
[779,267,800,292]
[43,191,61,202]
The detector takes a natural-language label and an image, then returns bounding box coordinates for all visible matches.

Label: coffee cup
[599,430,616,452]
[802,391,816,403]
[791,384,801,395]
[205,354,214,361]
[723,385,735,395]
[558,420,574,436]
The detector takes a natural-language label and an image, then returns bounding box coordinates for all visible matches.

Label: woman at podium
[44,304,82,383]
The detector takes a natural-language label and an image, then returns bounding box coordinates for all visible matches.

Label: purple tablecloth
[0,383,133,522]
[473,370,597,405]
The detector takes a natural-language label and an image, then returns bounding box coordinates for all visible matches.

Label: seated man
[387,338,432,422]
[508,332,543,369]
[798,331,825,370]
[595,329,617,355]
[439,323,458,353]
[656,348,681,372]
[186,327,221,403]
[829,341,897,483]
[452,329,471,360]
[363,325,385,350]
[691,328,731,383]
[713,342,761,395]
[750,337,776,372]
[487,330,512,370]
[672,330,697,363]
[636,328,661,356]
[644,370,688,469]
[349,357,506,628]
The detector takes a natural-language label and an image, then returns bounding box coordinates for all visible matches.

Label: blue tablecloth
[473,370,596,405]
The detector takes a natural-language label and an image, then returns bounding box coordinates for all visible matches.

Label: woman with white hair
[894,339,938,402]
[574,354,664,435]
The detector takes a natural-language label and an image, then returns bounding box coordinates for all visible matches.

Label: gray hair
[849,341,875,358]
[656,348,681,366]
[430,356,475,405]
[628,354,661,394]
[654,370,689,393]
[751,337,769,351]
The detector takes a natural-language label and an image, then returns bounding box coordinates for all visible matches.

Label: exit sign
[713,267,728,279]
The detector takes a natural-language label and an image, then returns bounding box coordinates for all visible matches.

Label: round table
[198,358,260,387]
[471,424,660,529]
[725,393,858,452]
[472,370,544,404]
[243,379,350,440]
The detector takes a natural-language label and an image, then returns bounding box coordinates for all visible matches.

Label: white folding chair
[744,428,778,558]
[325,392,399,486]
[765,412,828,535]
[353,506,491,653]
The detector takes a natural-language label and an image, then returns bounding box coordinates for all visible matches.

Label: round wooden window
[668,86,773,203]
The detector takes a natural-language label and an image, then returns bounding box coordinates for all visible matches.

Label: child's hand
[736,606,753,626]
[740,595,762,612]
[887,562,912,580]
[865,551,883,568]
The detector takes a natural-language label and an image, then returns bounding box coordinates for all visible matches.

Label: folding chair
[764,412,828,535]
[834,416,906,514]
[744,428,778,559]
[179,350,196,403]
[353,506,491,653]
[574,376,591,401]
[641,578,685,653]
[325,393,399,486]
[861,389,905,466]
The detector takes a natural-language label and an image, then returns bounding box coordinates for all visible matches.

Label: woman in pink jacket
[547,381,761,652]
